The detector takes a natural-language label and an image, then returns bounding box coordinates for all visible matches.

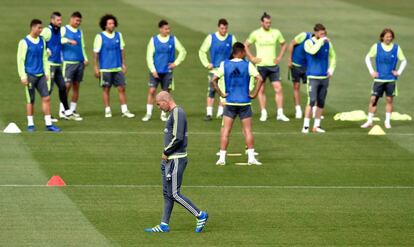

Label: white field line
[1,184,414,189]
[9,130,413,136]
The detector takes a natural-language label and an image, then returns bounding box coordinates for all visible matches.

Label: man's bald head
[155,91,176,112]
[156,91,173,102]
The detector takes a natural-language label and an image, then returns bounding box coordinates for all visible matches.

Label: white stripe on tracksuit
[172,158,198,216]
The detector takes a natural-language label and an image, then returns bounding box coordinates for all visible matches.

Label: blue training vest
[210,33,233,68]
[376,42,398,81]
[24,36,45,75]
[292,32,312,67]
[99,32,122,69]
[46,25,62,64]
[306,39,330,77]
[62,26,84,62]
[224,60,251,104]
[153,35,175,73]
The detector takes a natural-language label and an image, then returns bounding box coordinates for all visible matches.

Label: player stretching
[301,24,336,133]
[361,28,407,129]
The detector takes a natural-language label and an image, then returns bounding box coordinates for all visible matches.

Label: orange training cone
[47,175,66,186]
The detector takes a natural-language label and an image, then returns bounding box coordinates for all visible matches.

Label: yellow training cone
[368,125,386,136]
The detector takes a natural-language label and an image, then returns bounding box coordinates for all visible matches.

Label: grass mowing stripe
[0,122,113,247]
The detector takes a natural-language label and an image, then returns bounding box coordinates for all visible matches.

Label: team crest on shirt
[164,128,168,133]
[116,39,119,43]
[169,45,172,48]
[226,44,230,47]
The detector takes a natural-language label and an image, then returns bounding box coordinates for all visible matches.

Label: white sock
[206,106,213,116]
[146,104,153,115]
[277,108,284,116]
[44,115,52,126]
[385,112,391,122]
[121,104,128,113]
[247,149,255,161]
[367,112,374,123]
[261,109,267,116]
[219,150,226,160]
[161,222,168,226]
[105,106,111,113]
[303,118,310,128]
[314,118,321,128]
[27,116,34,126]
[295,105,301,112]
[217,105,224,116]
[312,106,317,118]
[70,102,77,112]
[59,103,64,113]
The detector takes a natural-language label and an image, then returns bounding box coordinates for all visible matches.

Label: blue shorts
[64,62,84,83]
[26,75,49,104]
[291,65,307,83]
[149,72,173,91]
[223,105,252,120]
[100,71,126,88]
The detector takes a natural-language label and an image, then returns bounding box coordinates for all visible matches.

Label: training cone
[47,175,66,186]
[368,125,386,136]
[3,122,21,133]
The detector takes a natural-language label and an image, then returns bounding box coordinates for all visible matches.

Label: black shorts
[25,75,49,104]
[291,65,307,83]
[223,104,252,120]
[149,72,173,91]
[258,65,281,82]
[64,62,85,83]
[371,81,396,97]
[100,71,126,88]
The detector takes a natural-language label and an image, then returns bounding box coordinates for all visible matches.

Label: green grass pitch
[0,0,413,246]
